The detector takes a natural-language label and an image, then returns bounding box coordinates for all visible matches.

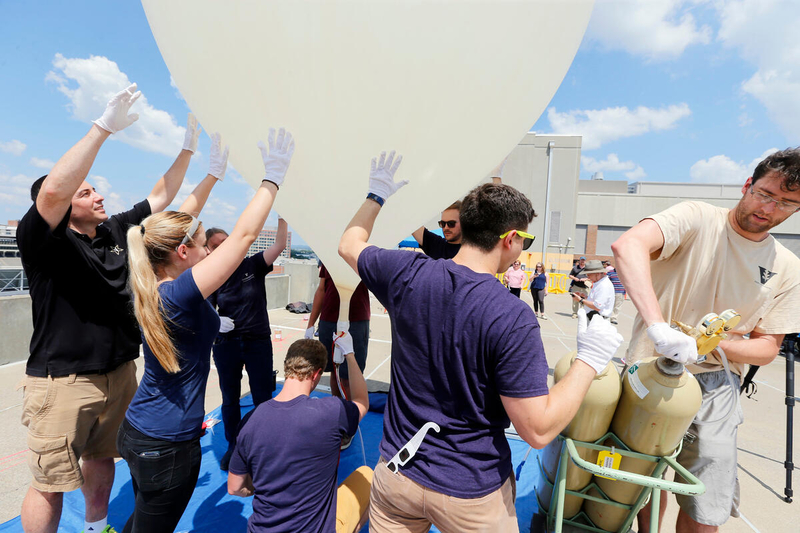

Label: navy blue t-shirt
[209,254,273,337]
[126,268,220,441]
[230,395,360,533]
[357,246,549,498]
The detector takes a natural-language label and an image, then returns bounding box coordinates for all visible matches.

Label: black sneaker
[220,448,233,471]
[340,434,352,450]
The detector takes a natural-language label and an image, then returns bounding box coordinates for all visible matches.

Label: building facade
[247,226,292,259]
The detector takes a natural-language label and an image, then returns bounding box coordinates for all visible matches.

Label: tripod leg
[786,338,795,503]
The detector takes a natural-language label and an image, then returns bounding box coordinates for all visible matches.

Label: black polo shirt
[18,200,151,377]
[209,253,274,339]
[421,228,460,260]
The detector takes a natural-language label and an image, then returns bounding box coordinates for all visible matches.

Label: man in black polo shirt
[205,217,288,470]
[411,201,462,259]
[17,84,201,533]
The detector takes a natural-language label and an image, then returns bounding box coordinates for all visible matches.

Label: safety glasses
[438,220,458,229]
[176,217,200,252]
[499,229,535,250]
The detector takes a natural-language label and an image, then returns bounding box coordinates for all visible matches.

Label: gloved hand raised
[646,322,698,365]
[332,331,354,365]
[257,128,294,188]
[219,316,235,334]
[368,150,407,202]
[575,308,624,373]
[208,132,229,181]
[182,113,201,153]
[94,83,141,134]
[304,327,315,340]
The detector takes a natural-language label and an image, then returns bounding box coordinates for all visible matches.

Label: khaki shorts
[369,458,518,533]
[336,466,373,533]
[20,361,137,492]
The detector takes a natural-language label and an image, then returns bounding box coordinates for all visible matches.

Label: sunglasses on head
[438,220,458,229]
[499,229,535,251]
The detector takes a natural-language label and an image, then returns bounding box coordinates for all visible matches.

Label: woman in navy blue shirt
[118,129,294,533]
[530,262,549,320]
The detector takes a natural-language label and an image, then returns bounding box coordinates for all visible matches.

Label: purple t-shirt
[230,395,360,533]
[357,247,549,498]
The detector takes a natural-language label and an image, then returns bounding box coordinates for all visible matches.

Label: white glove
[304,327,315,339]
[182,113,201,153]
[575,308,624,373]
[219,316,235,333]
[646,322,698,365]
[257,128,295,187]
[332,331,354,365]
[368,150,407,202]
[208,132,229,180]
[93,83,141,134]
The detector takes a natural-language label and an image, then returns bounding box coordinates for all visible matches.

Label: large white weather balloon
[142,0,593,313]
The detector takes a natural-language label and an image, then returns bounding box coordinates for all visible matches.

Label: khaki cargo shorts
[20,361,137,492]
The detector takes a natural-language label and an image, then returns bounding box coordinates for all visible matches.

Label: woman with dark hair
[117,129,294,533]
[531,262,549,319]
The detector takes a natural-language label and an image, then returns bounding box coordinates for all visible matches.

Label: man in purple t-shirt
[338,151,624,532]
[227,337,370,533]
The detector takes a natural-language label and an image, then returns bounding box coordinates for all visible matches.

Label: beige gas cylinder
[537,351,622,519]
[584,357,702,531]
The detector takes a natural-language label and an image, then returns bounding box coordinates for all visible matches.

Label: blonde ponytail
[127,211,200,373]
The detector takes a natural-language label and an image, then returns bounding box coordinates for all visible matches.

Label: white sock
[84,517,107,532]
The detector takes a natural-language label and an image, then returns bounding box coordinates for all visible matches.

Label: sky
[1,1,799,247]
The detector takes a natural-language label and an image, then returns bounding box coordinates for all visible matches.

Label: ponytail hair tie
[140,225,145,236]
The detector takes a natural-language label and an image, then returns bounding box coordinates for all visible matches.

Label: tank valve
[672,309,740,356]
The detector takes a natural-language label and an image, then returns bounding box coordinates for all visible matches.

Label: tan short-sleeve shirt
[625,201,800,375]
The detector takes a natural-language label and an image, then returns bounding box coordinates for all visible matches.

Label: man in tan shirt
[612,148,800,533]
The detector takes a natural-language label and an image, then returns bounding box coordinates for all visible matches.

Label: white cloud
[89,174,127,215]
[47,53,186,156]
[548,104,692,150]
[582,153,647,181]
[0,140,27,156]
[0,172,36,207]
[689,148,778,184]
[716,0,800,141]
[29,157,55,169]
[585,0,712,61]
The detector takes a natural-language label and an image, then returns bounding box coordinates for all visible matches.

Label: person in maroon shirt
[305,263,371,404]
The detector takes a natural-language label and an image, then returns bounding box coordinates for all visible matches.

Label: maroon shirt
[319,263,371,322]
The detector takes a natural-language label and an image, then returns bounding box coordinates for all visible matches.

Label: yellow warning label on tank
[596,450,622,480]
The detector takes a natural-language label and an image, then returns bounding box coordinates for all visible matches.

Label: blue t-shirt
[532,271,547,290]
[209,254,273,337]
[357,247,550,498]
[126,269,220,441]
[229,395,360,533]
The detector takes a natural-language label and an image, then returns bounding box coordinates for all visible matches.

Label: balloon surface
[142,0,593,293]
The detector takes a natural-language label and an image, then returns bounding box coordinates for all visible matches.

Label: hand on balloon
[183,113,202,153]
[208,132,229,181]
[646,322,698,365]
[94,83,141,134]
[219,316,235,334]
[575,308,624,374]
[332,331,354,365]
[304,327,315,339]
[368,150,407,202]
[257,128,295,187]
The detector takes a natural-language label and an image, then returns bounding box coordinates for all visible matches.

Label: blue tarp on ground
[1,389,542,532]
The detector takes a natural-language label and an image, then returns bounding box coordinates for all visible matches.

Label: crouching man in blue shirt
[228,337,371,533]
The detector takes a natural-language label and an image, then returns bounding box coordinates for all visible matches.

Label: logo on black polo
[759,266,776,285]
[110,244,123,255]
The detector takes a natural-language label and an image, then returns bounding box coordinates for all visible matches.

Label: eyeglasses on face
[438,220,458,229]
[499,229,535,251]
[749,186,800,213]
